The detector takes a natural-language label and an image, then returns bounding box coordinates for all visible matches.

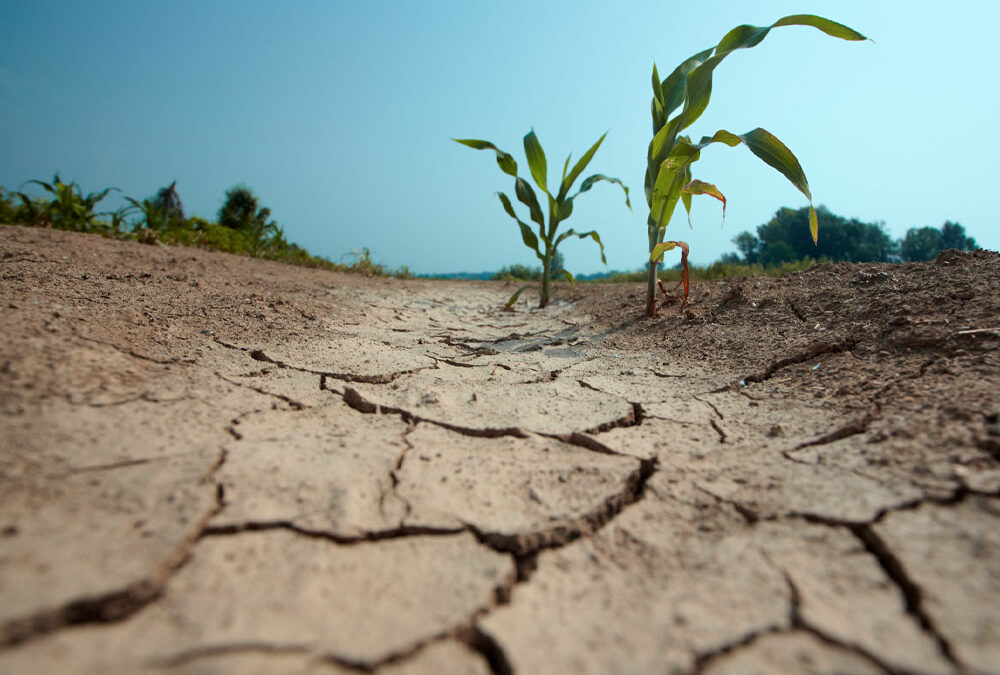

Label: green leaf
[453,138,518,176]
[651,62,664,104]
[521,222,544,259]
[658,48,714,122]
[523,130,548,194]
[515,177,545,228]
[562,154,571,182]
[560,132,607,199]
[84,187,116,207]
[809,204,819,245]
[736,128,812,201]
[572,173,631,209]
[553,268,575,286]
[649,160,687,233]
[554,196,574,223]
[23,179,55,195]
[556,228,607,265]
[651,97,666,133]
[669,127,813,210]
[505,285,535,308]
[680,163,693,226]
[496,192,543,259]
[674,15,868,136]
[772,14,868,42]
[650,240,678,263]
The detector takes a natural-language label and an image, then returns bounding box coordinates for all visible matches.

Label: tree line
[723,206,978,266]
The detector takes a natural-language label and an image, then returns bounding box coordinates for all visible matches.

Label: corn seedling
[455,130,630,308]
[644,14,867,316]
[17,174,117,233]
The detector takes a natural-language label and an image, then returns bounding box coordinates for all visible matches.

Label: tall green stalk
[643,14,868,316]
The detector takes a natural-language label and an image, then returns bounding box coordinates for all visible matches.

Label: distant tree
[899,227,942,262]
[899,221,976,262]
[492,264,542,281]
[939,221,976,251]
[217,184,279,257]
[761,241,795,266]
[717,252,742,265]
[755,206,895,263]
[732,231,761,265]
[219,184,268,231]
[550,250,566,279]
[492,251,565,282]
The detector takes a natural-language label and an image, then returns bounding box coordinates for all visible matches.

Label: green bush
[16,175,117,233]
[492,264,543,281]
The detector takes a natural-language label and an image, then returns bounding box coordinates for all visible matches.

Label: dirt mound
[1,225,997,674]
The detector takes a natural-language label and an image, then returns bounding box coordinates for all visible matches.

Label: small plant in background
[218,184,280,257]
[0,187,19,224]
[643,14,867,315]
[2,175,357,270]
[123,181,191,245]
[342,248,386,276]
[492,250,566,282]
[455,130,630,308]
[492,264,542,282]
[17,174,117,232]
[124,196,170,234]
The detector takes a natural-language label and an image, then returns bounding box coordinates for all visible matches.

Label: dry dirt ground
[0,225,998,675]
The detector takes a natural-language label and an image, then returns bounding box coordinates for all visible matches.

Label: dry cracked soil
[1,225,998,675]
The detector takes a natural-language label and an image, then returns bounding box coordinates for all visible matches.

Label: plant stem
[540,254,551,308]
[645,260,658,316]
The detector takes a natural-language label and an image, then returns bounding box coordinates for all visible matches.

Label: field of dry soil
[1,225,998,674]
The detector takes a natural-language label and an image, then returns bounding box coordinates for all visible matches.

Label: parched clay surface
[1,226,998,674]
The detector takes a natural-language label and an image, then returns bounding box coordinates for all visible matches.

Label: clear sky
[2,1,997,273]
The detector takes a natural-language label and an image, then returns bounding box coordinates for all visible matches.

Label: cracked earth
[1,225,998,674]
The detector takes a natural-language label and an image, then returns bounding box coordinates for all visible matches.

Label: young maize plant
[18,174,117,233]
[455,130,630,308]
[644,14,868,316]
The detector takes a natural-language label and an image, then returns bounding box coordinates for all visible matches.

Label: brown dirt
[1,224,998,674]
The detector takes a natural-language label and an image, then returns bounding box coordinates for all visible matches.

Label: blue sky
[2,1,997,273]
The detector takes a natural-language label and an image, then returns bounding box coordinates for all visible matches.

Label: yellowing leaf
[682,179,727,220]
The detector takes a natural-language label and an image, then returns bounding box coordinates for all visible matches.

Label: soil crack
[341,386,527,439]
[213,339,435,385]
[743,337,859,386]
[694,484,760,525]
[378,423,417,523]
[761,556,902,675]
[214,371,309,410]
[850,524,961,669]
[249,348,435,384]
[0,449,228,647]
[460,625,513,675]
[462,456,657,556]
[201,520,465,545]
[75,331,187,365]
[151,643,312,669]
